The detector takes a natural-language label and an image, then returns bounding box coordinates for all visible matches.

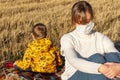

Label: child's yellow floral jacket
[15,38,62,73]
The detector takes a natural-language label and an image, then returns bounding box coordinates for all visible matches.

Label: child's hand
[13,62,16,66]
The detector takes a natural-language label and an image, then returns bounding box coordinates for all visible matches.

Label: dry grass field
[0,0,120,71]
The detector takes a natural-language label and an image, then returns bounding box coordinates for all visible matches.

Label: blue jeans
[68,53,120,80]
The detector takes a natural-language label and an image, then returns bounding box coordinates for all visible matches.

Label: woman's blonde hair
[72,1,93,25]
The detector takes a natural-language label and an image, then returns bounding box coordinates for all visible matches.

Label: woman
[60,1,120,80]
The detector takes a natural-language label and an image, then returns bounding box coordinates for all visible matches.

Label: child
[60,1,120,80]
[14,23,62,74]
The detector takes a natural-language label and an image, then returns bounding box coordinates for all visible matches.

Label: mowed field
[0,0,120,71]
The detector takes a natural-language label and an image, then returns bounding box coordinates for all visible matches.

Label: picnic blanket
[0,61,64,80]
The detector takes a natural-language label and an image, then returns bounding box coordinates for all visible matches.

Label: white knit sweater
[60,28,119,80]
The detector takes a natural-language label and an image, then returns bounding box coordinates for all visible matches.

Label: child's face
[31,33,36,40]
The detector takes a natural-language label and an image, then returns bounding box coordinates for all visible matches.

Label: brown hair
[72,1,93,25]
[32,23,47,39]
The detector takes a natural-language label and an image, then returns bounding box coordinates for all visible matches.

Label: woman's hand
[98,64,111,78]
[98,62,120,79]
[116,74,120,78]
[104,62,120,79]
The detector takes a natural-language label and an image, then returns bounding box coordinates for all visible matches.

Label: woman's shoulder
[61,30,76,38]
[61,32,74,40]
[93,31,111,41]
[94,31,106,37]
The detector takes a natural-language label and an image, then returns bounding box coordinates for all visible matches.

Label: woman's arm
[60,35,102,74]
[103,35,119,53]
[102,35,120,78]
